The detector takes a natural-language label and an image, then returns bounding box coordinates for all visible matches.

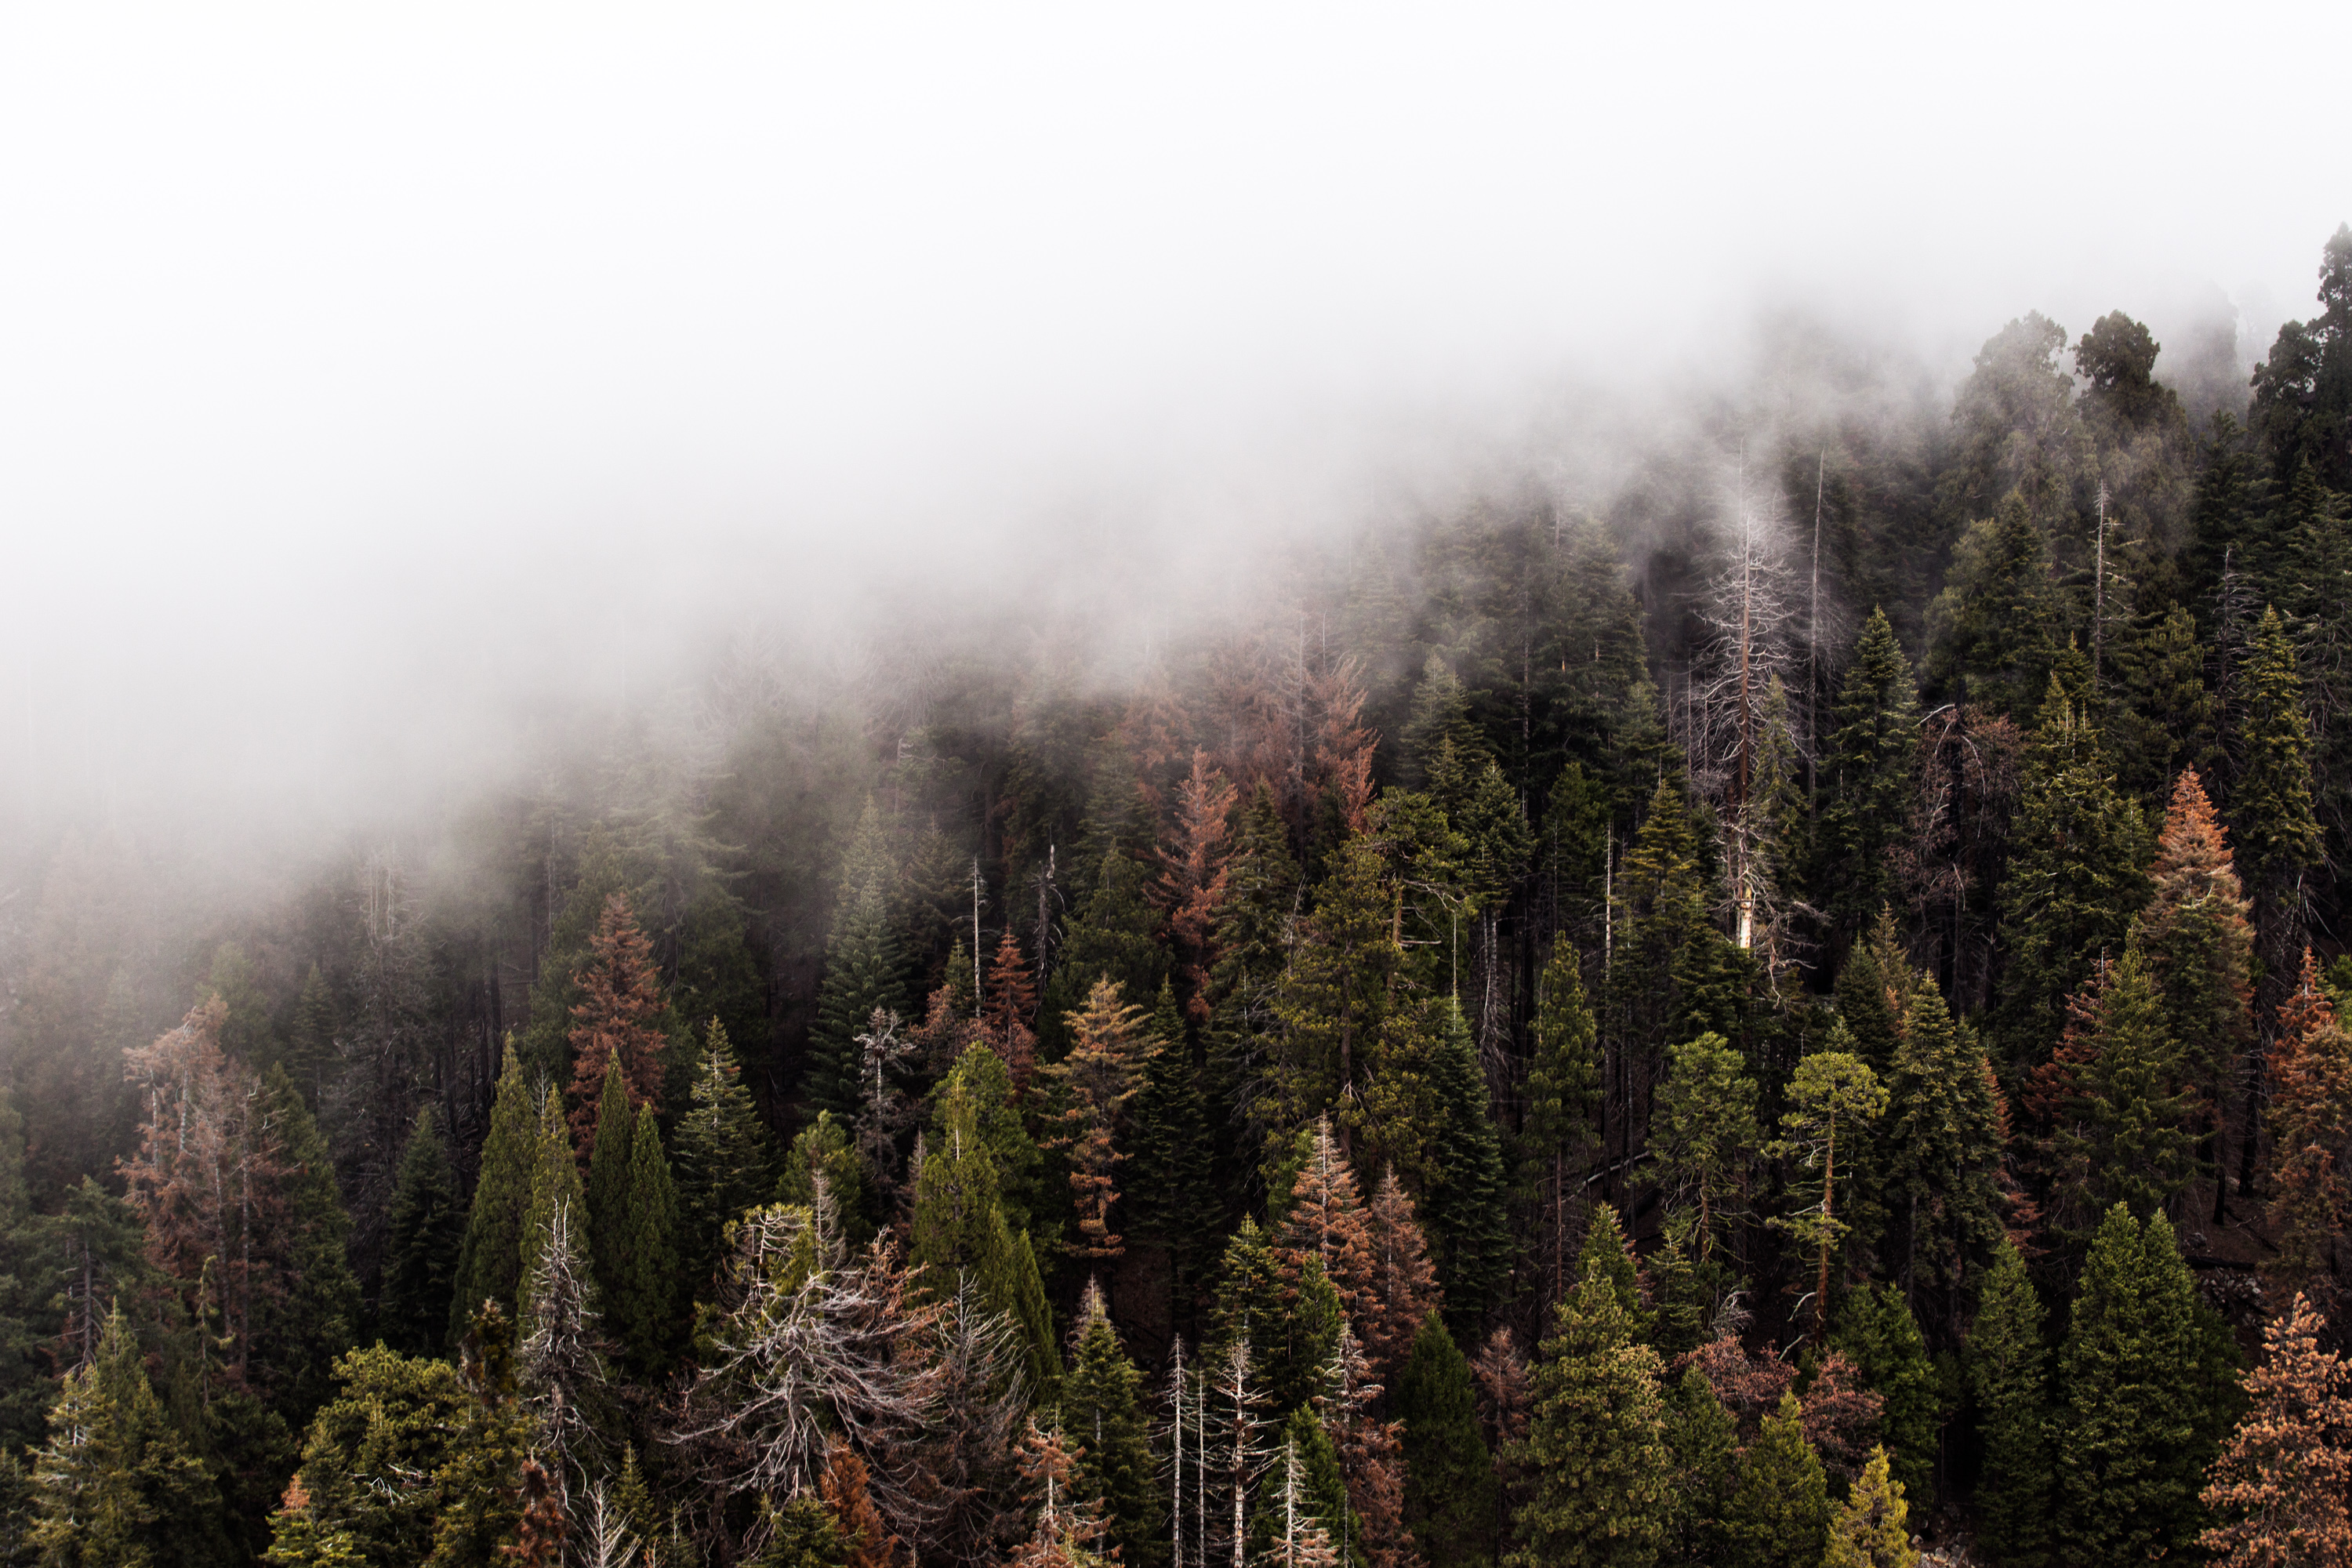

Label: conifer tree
[1362,1168,1441,1377]
[2198,1292,2352,1567]
[1925,491,2060,724]
[518,1085,586,1324]
[674,1019,774,1293]
[1398,1313,1496,1566]
[1968,1239,2052,1567]
[585,1054,639,1295]
[2056,1204,2230,1565]
[607,1103,681,1375]
[1124,982,1221,1323]
[1210,1216,1343,1419]
[1650,1032,1759,1264]
[1518,935,1600,1305]
[1817,608,1920,940]
[2265,951,2352,1301]
[566,893,670,1159]
[451,1041,538,1341]
[1202,782,1298,1158]
[1506,1218,1671,1568]
[382,1104,465,1357]
[780,1110,874,1244]
[265,1344,483,1566]
[2234,608,2325,901]
[1772,1038,1886,1339]
[1419,1002,1511,1328]
[1660,1364,1737,1566]
[1315,1325,1414,1568]
[31,1303,218,1568]
[1155,749,1239,1025]
[1272,833,1400,1142]
[1606,781,1714,1127]
[518,1199,619,1503]
[984,929,1042,1099]
[258,1062,361,1428]
[1881,976,2005,1335]
[1993,677,2151,1073]
[1274,1116,1380,1342]
[0,1086,43,1454]
[1830,1285,1937,1507]
[1823,1446,1915,1568]
[1043,848,1169,1064]
[806,800,911,1122]
[912,1072,1061,1398]
[1043,979,1149,1258]
[285,962,336,1111]
[1063,1280,1163,1568]
[1719,1391,1830,1568]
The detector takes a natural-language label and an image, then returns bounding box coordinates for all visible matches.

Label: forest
[2,224,2350,1568]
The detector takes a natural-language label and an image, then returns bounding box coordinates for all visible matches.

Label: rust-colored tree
[1154,749,1238,1023]
[2200,1292,2352,1567]
[1274,1116,1379,1339]
[1318,1324,1421,1568]
[1362,1167,1441,1377]
[985,930,1041,1099]
[1043,979,1151,1259]
[2267,951,2352,1304]
[1009,1416,1112,1568]
[821,1436,901,1568]
[567,894,669,1160]
[504,1457,567,1566]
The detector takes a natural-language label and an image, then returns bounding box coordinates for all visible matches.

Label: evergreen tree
[673,1020,774,1294]
[1042,848,1169,1064]
[911,1070,1061,1399]
[2030,946,2194,1236]
[565,893,670,1159]
[381,1105,464,1357]
[1362,1167,1441,1377]
[1041,979,1149,1259]
[2234,608,2325,1082]
[805,800,910,1123]
[1771,1039,1886,1339]
[779,1110,874,1244]
[1506,1222,1671,1568]
[1823,1446,1915,1568]
[517,1087,586,1325]
[30,1303,218,1568]
[1123,982,1221,1325]
[584,1055,639,1298]
[1419,1001,1511,1329]
[517,824,636,1088]
[1830,1285,1937,1508]
[1926,491,2061,724]
[1273,833,1401,1142]
[1719,1391,1829,1568]
[2198,1291,2352,1567]
[2264,951,2352,1302]
[0,1085,45,1454]
[606,1104,681,1376]
[1817,609,1921,939]
[1062,1281,1163,1568]
[1881,975,2005,1337]
[1649,1033,1758,1264]
[256,1062,361,1429]
[1660,1364,1737,1566]
[1968,1240,2051,1567]
[285,963,336,1112]
[2056,1204,2230,1566]
[449,1041,537,1341]
[1518,935,1600,1306]
[1398,1313,1496,1567]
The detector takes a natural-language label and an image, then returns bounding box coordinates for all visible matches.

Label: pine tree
[1817,609,1921,939]
[265,1345,481,1566]
[1124,982,1221,1324]
[566,893,670,1159]
[1272,833,1401,1142]
[1881,976,2005,1338]
[1062,1280,1163,1568]
[911,1072,1061,1399]
[1518,935,1600,1306]
[517,1085,586,1324]
[1772,1040,1886,1340]
[31,1303,218,1568]
[984,929,1042,1100]
[606,1103,681,1376]
[1042,978,1149,1258]
[758,1494,851,1568]
[585,1054,639,1298]
[0,1085,44,1454]
[1719,1391,1830,1568]
[1398,1313,1497,1567]
[258,1062,361,1429]
[285,963,336,1112]
[1650,1033,1759,1264]
[1660,1364,1737,1566]
[1419,1002,1511,1329]
[780,1110,874,1244]
[1968,1239,2052,1567]
[805,800,911,1122]
[2265,951,2352,1301]
[1925,491,2061,724]
[1505,1224,1671,1568]
[1830,1285,1937,1508]
[673,1020,774,1294]
[1155,749,1239,1025]
[2198,1292,2352,1567]
[2028,947,2195,1237]
[1273,1116,1379,1346]
[450,1041,539,1341]
[2231,608,2323,1102]
[2056,1204,2230,1565]
[1823,1446,1916,1568]
[1362,1168,1441,1377]
[381,1105,464,1357]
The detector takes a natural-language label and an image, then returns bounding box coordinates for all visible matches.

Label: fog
[4,2,2347,853]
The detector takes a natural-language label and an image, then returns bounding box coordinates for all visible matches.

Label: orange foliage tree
[2267,950,2352,1301]
[2201,1292,2352,1566]
[1154,749,1238,1024]
[566,894,669,1160]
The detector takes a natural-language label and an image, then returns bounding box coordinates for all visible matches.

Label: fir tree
[2265,951,2352,1301]
[1771,1039,1886,1341]
[1042,978,1149,1259]
[31,1303,219,1568]
[1505,1223,1671,1568]
[1830,1285,1938,1508]
[1518,934,1600,1306]
[1419,1001,1511,1329]
[780,1110,874,1244]
[585,1054,639,1298]
[285,963,336,1112]
[911,1071,1061,1399]
[607,1104,681,1376]
[1063,1280,1163,1568]
[2030,946,2194,1236]
[1881,976,2005,1338]
[1660,1364,1737,1566]
[1123,982,1221,1326]
[1273,1116,1379,1345]
[1719,1391,1830,1568]
[1823,1446,1916,1568]
[566,893,670,1160]
[805,800,911,1122]
[257,1062,361,1429]
[2234,608,2325,895]
[673,1020,774,1294]
[2198,1291,2352,1567]
[1925,491,2060,724]
[381,1105,464,1357]
[1817,609,1920,940]
[517,1085,586,1325]
[1398,1313,1497,1567]
[1968,1239,2052,1567]
[1362,1167,1441,1377]
[1650,1032,1759,1264]
[2056,1204,2230,1565]
[983,929,1042,1100]
[449,1041,538,1341]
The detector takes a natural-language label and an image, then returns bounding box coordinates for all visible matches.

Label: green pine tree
[606,1106,681,1376]
[1926,491,2062,724]
[1421,1001,1511,1330]
[284,964,337,1111]
[1719,1391,1829,1568]
[1063,1281,1165,1568]
[448,1041,538,1342]
[381,1105,465,1358]
[2054,1205,2233,1566]
[1823,1446,1916,1568]
[1831,1284,1939,1508]
[1650,1033,1759,1265]
[517,1087,586,1325]
[257,1063,361,1430]
[673,1020,775,1294]
[583,1055,637,1302]
[1399,1312,1497,1567]
[30,1304,219,1568]
[1505,1225,1671,1568]
[804,800,910,1122]
[1123,982,1221,1331]
[910,1071,1060,1399]
[1519,935,1601,1305]
[1816,609,1920,940]
[1660,1363,1737,1566]
[1966,1239,2050,1567]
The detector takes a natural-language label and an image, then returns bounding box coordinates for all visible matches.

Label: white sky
[3,2,2348,840]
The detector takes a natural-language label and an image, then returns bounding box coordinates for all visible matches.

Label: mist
[4,2,2346,853]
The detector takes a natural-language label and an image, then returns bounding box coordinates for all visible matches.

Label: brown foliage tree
[1274,1116,1380,1339]
[1318,1326,1421,1568]
[985,931,1041,1099]
[2201,1292,2352,1567]
[821,1437,901,1568]
[1361,1167,1441,1377]
[1044,980,1150,1259]
[2267,952,2352,1303]
[567,894,669,1160]
[1155,750,1239,1023]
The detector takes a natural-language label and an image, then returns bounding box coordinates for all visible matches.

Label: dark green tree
[448,1041,537,1341]
[1719,1391,1829,1568]
[1518,935,1600,1306]
[1420,1001,1511,1330]
[1926,492,2063,724]
[1967,1239,2050,1567]
[1660,1364,1737,1566]
[1831,1283,1939,1507]
[381,1105,465,1357]
[1816,609,1920,940]
[606,1105,681,1376]
[1063,1280,1163,1568]
[1123,983,1221,1329]
[804,800,910,1122]
[256,1062,361,1429]
[673,1020,774,1295]
[29,1304,219,1568]
[1398,1313,1497,1566]
[583,1055,638,1298]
